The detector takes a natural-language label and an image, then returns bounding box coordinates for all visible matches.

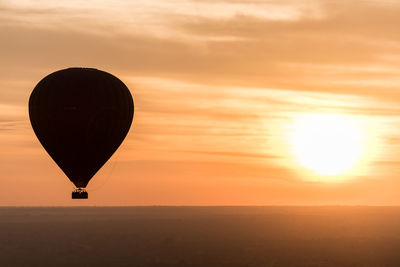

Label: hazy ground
[1,206,400,266]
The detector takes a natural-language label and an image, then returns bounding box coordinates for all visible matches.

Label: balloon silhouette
[29,68,134,199]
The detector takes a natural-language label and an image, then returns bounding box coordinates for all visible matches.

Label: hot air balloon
[29,68,134,199]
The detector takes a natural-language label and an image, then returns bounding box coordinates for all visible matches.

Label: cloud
[373,161,400,166]
[1,0,399,99]
[177,150,280,159]
[0,120,18,131]
[117,159,297,182]
[1,0,399,191]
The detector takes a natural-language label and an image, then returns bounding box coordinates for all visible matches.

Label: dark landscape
[1,206,400,266]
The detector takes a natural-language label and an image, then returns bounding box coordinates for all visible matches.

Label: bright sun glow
[289,114,364,177]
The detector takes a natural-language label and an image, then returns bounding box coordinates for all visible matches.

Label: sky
[1,0,400,205]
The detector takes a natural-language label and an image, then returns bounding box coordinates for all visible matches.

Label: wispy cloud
[1,0,400,204]
[2,1,400,100]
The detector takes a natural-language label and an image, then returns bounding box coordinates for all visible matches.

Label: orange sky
[1,0,400,205]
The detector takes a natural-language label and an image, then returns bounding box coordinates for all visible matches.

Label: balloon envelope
[29,68,134,188]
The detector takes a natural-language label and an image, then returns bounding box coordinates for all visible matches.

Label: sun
[289,114,364,177]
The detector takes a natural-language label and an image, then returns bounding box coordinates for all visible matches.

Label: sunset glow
[5,1,400,266]
[289,114,364,178]
[1,0,400,205]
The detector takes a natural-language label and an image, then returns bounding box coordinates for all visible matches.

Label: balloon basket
[72,188,88,199]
